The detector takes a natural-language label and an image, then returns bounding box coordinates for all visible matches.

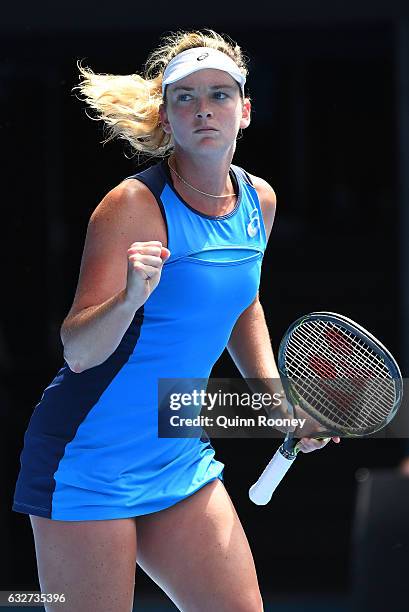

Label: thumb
[161,247,171,261]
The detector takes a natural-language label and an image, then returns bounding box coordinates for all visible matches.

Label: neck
[168,150,235,201]
[167,151,237,215]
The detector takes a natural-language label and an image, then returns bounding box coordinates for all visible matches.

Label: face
[159,68,251,156]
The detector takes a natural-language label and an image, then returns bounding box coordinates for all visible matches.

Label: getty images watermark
[167,388,305,429]
[157,378,308,439]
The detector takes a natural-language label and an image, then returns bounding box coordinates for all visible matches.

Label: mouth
[194,128,218,133]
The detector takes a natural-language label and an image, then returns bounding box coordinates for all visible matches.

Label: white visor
[162,47,246,97]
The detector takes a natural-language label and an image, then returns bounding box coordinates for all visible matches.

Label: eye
[177,93,193,102]
[213,91,228,99]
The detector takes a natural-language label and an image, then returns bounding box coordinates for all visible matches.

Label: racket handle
[249,442,298,505]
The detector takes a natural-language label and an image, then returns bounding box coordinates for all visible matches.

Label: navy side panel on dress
[13,309,144,518]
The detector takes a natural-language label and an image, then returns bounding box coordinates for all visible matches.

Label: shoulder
[92,176,155,221]
[246,173,277,241]
[93,159,166,219]
[90,173,167,246]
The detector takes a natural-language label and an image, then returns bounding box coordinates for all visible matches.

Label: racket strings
[287,330,395,428]
[284,320,397,432]
[286,357,384,429]
[287,328,395,427]
[286,366,391,430]
[288,334,394,424]
[296,323,392,379]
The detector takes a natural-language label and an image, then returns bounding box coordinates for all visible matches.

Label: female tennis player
[13,29,339,611]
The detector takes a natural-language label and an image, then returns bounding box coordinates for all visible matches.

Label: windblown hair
[73,29,249,158]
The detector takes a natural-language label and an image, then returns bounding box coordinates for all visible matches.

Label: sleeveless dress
[12,159,267,521]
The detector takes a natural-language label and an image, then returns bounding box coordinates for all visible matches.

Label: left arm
[227,175,339,452]
[226,294,282,387]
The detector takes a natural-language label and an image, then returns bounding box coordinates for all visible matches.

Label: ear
[240,98,251,130]
[159,103,172,134]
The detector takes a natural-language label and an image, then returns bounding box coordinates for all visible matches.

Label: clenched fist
[126,241,171,304]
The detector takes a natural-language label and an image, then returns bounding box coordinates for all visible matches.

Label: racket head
[278,311,403,437]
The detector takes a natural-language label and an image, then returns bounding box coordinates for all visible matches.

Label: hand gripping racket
[249,312,403,505]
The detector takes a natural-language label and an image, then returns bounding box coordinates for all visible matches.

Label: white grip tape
[249,446,297,505]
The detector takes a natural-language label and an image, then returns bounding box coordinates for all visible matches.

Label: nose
[195,99,213,119]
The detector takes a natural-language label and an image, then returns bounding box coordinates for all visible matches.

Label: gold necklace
[167,158,236,198]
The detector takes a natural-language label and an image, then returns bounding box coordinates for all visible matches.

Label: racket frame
[277,311,403,438]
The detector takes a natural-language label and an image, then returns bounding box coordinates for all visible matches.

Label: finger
[129,241,163,249]
[128,245,163,256]
[298,437,330,453]
[128,254,164,267]
[161,247,171,260]
[331,436,341,443]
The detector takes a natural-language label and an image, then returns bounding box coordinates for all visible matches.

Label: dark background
[2,2,409,610]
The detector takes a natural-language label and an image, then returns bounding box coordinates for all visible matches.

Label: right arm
[60,180,170,373]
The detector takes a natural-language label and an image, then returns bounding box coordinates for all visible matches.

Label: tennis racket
[248,311,403,505]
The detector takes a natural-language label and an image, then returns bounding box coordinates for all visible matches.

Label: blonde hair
[73,29,249,158]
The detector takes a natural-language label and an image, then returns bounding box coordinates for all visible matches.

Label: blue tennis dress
[13,160,267,521]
